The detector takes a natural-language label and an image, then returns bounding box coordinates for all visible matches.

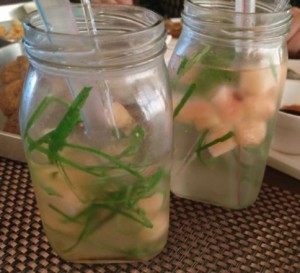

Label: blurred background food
[0,2,33,136]
[0,19,24,43]
[0,55,29,134]
[164,18,182,38]
[271,80,300,155]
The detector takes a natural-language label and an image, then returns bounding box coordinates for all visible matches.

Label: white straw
[34,0,78,34]
[233,0,256,55]
[34,0,120,138]
[235,0,256,30]
[80,0,121,138]
[275,0,289,11]
[34,0,93,133]
[235,0,256,13]
[82,0,98,35]
[34,0,79,100]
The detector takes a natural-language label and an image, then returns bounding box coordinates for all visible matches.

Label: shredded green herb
[49,167,164,252]
[47,86,91,162]
[25,86,166,252]
[195,131,235,158]
[173,46,238,162]
[116,126,145,158]
[269,57,278,82]
[173,83,197,118]
[194,130,209,163]
[176,57,188,76]
[25,87,145,178]
[176,46,211,78]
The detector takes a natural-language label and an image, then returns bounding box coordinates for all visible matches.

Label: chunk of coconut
[112,102,134,129]
[137,192,169,242]
[139,211,169,242]
[179,62,202,86]
[174,96,220,129]
[239,66,279,96]
[116,192,166,236]
[138,192,165,219]
[211,85,244,125]
[242,92,277,121]
[235,120,266,146]
[30,164,86,235]
[191,100,220,130]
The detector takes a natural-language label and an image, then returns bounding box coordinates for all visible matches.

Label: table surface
[0,3,299,271]
[0,156,299,273]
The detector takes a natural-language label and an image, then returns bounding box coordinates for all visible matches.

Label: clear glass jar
[169,0,291,209]
[20,4,172,263]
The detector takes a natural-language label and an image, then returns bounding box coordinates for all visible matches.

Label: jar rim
[22,4,166,69]
[185,0,291,15]
[22,4,164,40]
[182,0,292,43]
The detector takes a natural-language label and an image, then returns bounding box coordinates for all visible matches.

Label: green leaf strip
[176,57,188,75]
[116,126,145,159]
[47,86,92,161]
[195,131,235,157]
[177,45,211,78]
[48,168,165,251]
[26,86,167,252]
[24,96,69,137]
[269,56,278,82]
[173,83,197,118]
[65,142,144,179]
[195,130,209,161]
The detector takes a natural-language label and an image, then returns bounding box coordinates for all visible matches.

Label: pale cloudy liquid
[170,59,286,209]
[29,160,170,262]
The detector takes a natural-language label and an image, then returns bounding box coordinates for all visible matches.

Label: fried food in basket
[17,56,30,79]
[0,19,24,42]
[0,59,21,84]
[0,25,5,36]
[0,55,29,135]
[164,19,182,38]
[0,79,23,117]
[3,111,20,135]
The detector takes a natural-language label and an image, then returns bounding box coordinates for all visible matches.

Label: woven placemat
[0,157,299,273]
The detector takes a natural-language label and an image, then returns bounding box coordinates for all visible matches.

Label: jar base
[171,189,259,210]
[56,247,165,264]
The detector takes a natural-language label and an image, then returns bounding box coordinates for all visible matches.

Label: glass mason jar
[20,4,172,263]
[168,0,291,209]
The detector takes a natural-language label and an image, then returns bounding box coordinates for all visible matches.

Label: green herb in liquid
[25,86,166,253]
[174,46,237,161]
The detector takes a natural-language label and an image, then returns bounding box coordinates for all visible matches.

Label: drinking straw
[33,0,127,139]
[236,0,289,14]
[34,0,78,34]
[80,0,121,138]
[275,0,289,11]
[81,0,98,35]
[234,0,255,33]
[34,0,80,100]
[235,0,255,13]
[234,0,256,55]
[33,0,94,132]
